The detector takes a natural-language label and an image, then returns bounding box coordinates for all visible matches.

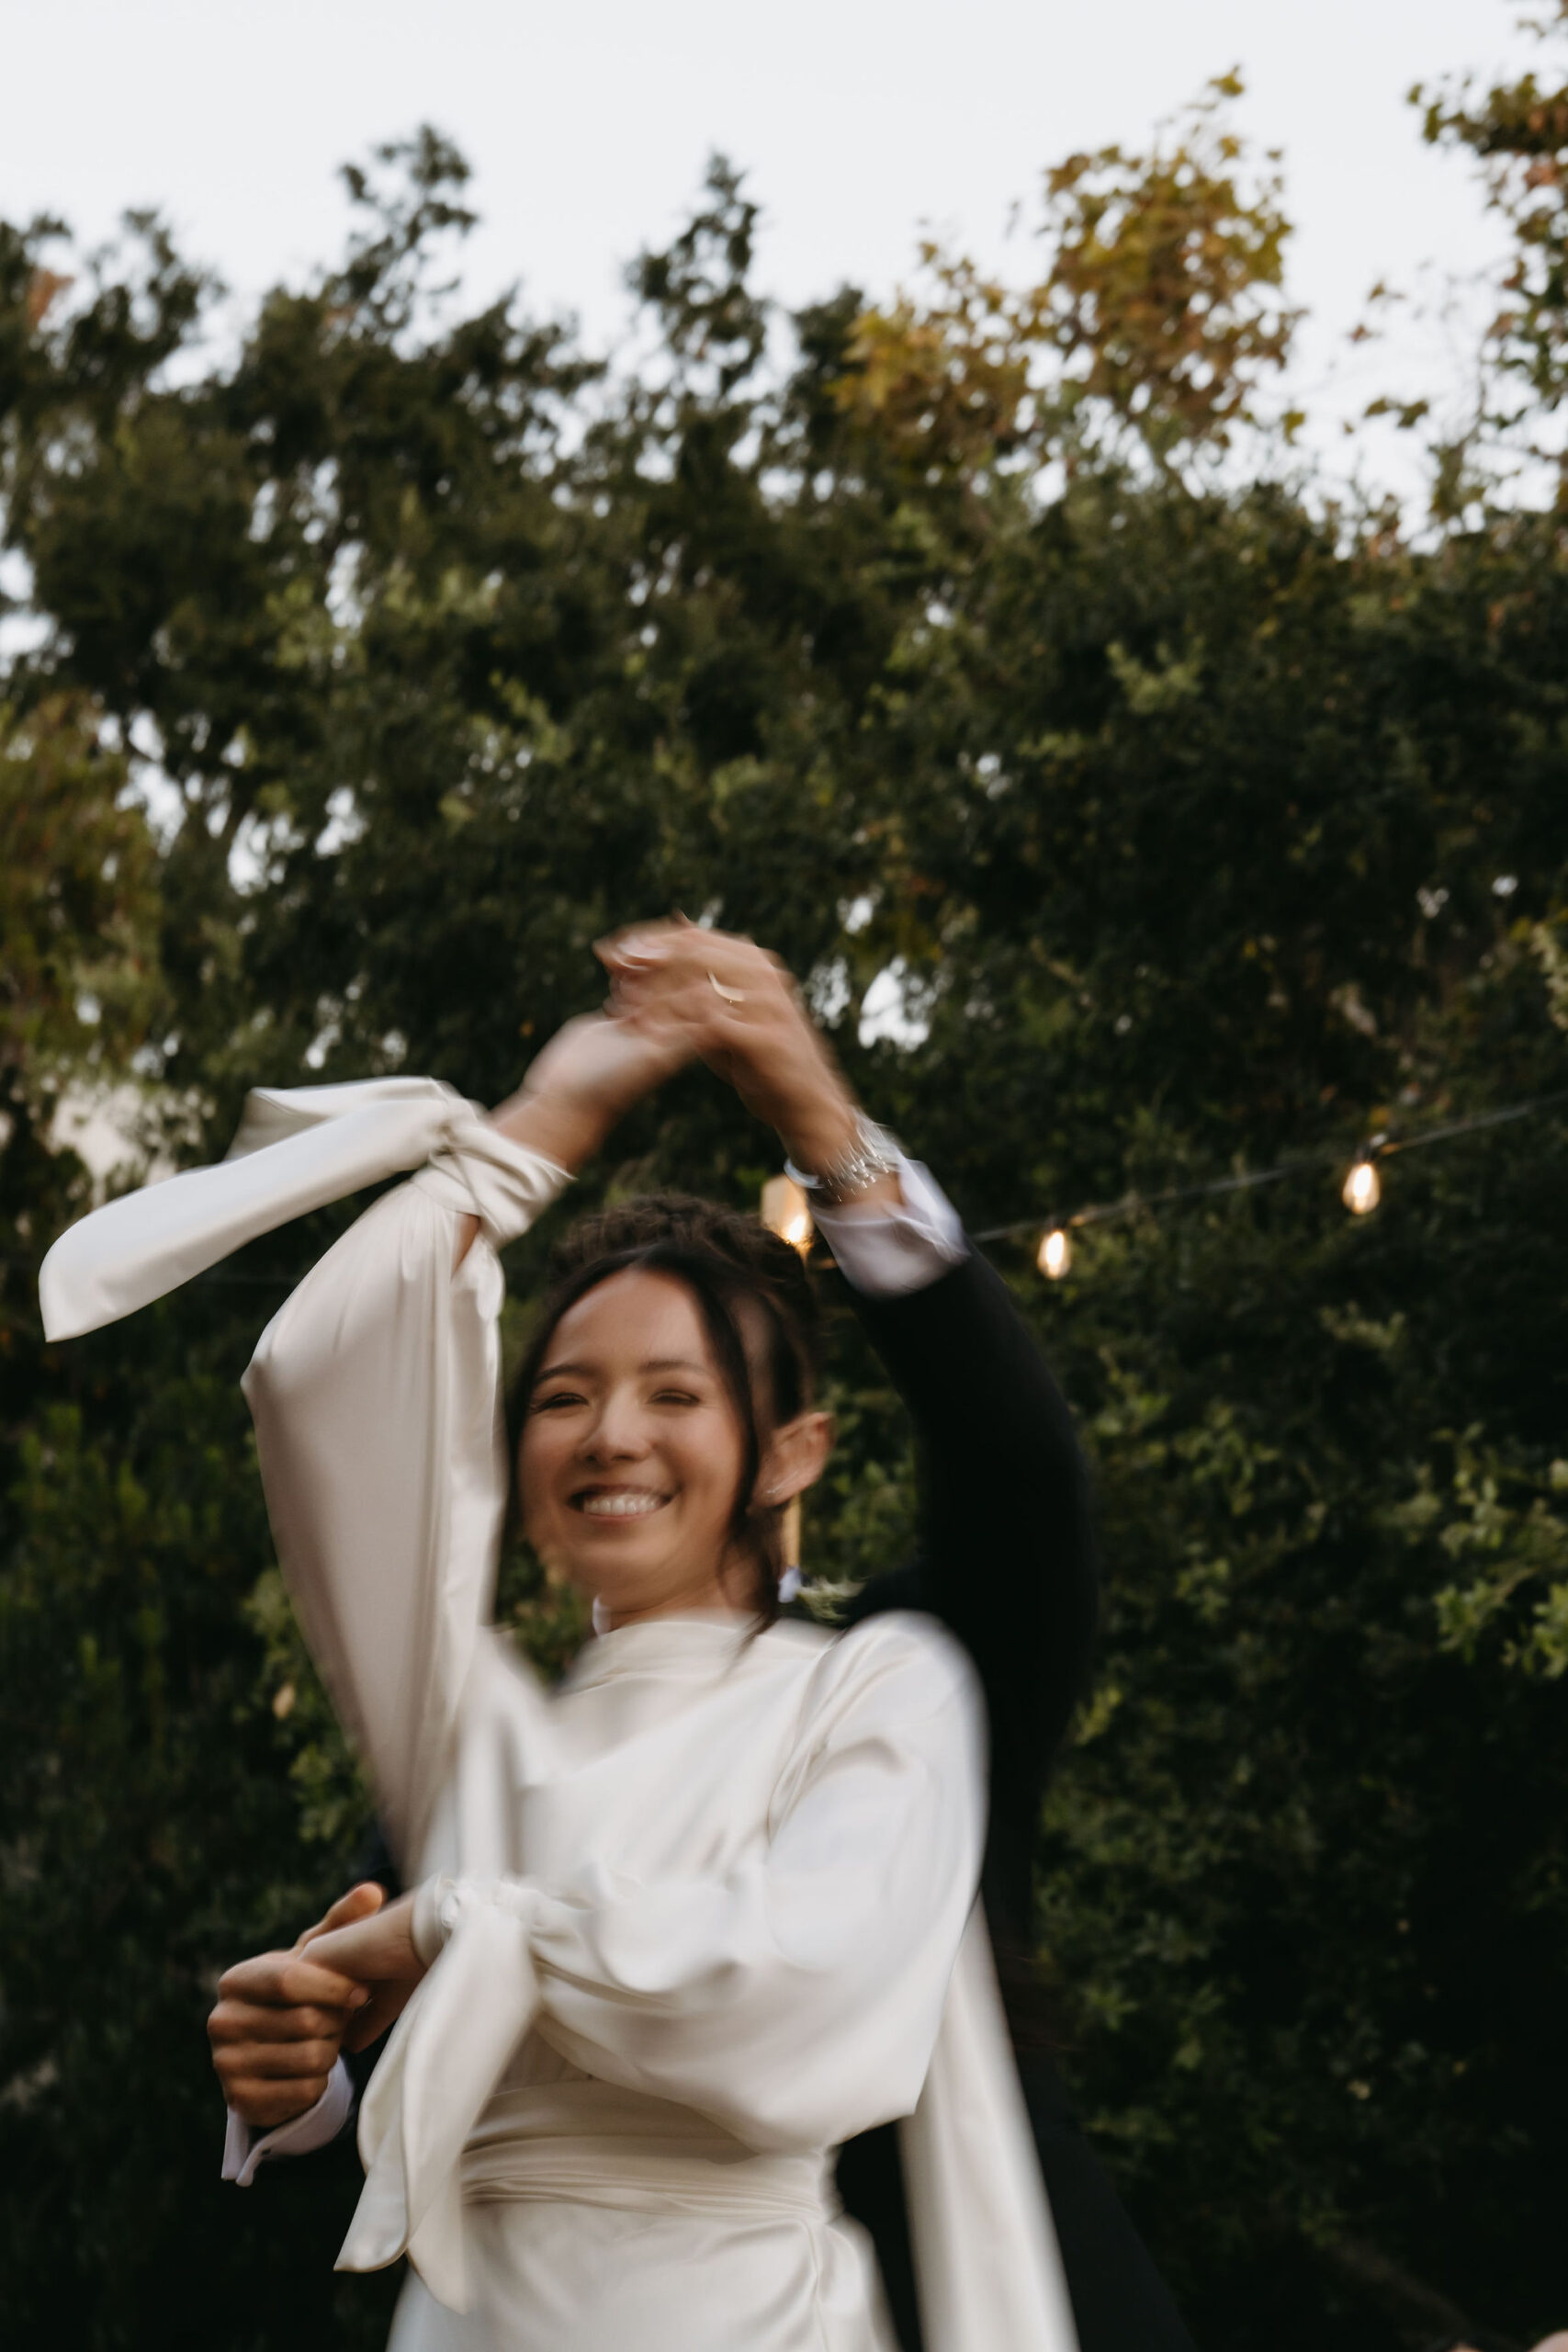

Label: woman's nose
[580,1399,649,1462]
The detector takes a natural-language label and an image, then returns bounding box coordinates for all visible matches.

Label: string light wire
[11,1089,1568,1299]
[972,1086,1568,1256]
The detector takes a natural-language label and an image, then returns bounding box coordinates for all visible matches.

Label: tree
[836,74,1299,484]
[1416,1,1568,499]
[2,65,1566,2351]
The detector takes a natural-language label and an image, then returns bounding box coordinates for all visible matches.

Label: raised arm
[242,1012,691,1870]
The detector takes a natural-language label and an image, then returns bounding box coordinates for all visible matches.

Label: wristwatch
[784,1114,901,1207]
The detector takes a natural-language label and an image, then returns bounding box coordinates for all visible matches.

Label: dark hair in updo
[509,1194,822,1624]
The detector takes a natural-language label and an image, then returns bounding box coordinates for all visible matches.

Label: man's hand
[207,1881,384,2129]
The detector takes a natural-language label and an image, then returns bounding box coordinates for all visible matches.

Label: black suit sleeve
[833,1242,1197,2352]
[838,1241,1099,1947]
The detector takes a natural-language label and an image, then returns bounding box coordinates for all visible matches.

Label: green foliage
[1416,3,1568,501]
[0,695,159,1094]
[838,74,1298,481]
[1412,1439,1568,1679]
[2,45,1567,2351]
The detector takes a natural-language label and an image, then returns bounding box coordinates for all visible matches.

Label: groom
[208,927,1195,2352]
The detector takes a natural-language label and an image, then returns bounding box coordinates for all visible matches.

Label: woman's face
[519,1268,756,1625]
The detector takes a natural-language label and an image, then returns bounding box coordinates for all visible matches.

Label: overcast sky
[0,0,1551,492]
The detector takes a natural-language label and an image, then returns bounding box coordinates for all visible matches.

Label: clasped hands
[496,917,873,1184]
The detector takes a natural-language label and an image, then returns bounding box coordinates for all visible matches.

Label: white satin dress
[39,1078,1078,2352]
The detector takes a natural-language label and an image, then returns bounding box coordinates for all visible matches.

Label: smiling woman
[515,1199,829,1628]
[39,924,1091,2352]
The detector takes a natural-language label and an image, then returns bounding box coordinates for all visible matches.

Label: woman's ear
[758,1409,833,1508]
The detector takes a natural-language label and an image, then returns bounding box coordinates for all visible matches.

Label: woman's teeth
[579,1490,666,1517]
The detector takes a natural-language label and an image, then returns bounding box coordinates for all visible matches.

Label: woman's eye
[531,1389,585,1413]
[651,1388,701,1408]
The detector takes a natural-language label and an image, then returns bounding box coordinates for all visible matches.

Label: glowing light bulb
[1342,1157,1382,1216]
[761,1173,814,1254]
[1037,1226,1073,1280]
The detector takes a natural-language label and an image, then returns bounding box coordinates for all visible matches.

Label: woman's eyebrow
[533,1359,593,1383]
[641,1357,709,1375]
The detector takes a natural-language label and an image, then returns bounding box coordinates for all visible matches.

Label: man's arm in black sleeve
[829,1221,1197,2352]
[837,1242,1099,1941]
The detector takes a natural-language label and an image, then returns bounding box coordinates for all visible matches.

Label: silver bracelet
[784,1114,900,1207]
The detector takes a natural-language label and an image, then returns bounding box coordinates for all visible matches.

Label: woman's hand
[299,1889,425,2049]
[491,1007,694,1176]
[446,1008,690,1279]
[595,921,886,1188]
[452,1004,694,1270]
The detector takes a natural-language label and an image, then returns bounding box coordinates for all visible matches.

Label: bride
[40,922,1077,2352]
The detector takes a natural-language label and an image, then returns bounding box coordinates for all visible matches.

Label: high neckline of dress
[565,1611,755,1691]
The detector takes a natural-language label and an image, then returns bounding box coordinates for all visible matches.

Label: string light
[1037,1227,1073,1280]
[761,1171,814,1253]
[966,1089,1568,1280]
[758,1175,811,1577]
[1341,1154,1382,1216]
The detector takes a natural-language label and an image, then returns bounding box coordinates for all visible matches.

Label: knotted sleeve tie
[341,1874,547,2312]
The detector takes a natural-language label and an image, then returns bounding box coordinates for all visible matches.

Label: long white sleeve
[341,1616,986,2305]
[242,1131,566,1869]
[39,1076,568,1863]
[39,1077,483,1341]
[531,1615,983,2145]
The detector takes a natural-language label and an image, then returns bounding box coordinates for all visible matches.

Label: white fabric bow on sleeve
[342,1876,546,2312]
[39,1077,558,1343]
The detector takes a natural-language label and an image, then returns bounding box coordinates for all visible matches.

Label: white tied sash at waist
[458,2076,832,2219]
[462,2137,833,2222]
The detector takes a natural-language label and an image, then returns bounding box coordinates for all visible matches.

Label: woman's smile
[572,1484,673,1519]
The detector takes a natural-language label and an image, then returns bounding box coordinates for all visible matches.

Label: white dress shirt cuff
[221,2054,355,2186]
[811,1149,967,1296]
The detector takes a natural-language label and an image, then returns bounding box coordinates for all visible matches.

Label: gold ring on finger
[708,971,747,1007]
